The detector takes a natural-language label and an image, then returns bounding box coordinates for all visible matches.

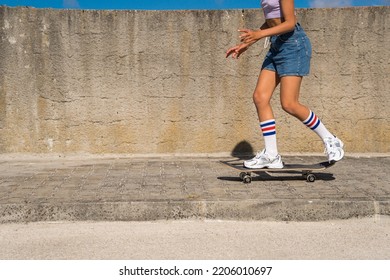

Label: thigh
[279,76,302,104]
[254,69,280,102]
[280,76,310,120]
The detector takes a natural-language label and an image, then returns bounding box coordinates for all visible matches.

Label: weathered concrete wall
[0,6,389,154]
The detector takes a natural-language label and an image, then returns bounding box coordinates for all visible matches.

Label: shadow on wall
[231,140,254,159]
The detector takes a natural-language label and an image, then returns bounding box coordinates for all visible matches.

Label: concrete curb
[1,200,389,223]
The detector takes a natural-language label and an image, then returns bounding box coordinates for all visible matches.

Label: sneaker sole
[244,162,284,169]
[330,149,344,162]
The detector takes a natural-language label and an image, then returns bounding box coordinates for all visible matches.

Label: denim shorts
[262,23,312,77]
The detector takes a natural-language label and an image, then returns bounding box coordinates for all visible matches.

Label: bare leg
[278,76,344,162]
[279,76,310,121]
[244,69,284,167]
[248,69,281,159]
[253,69,280,122]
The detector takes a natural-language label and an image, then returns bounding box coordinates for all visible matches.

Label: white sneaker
[324,136,344,162]
[244,149,284,169]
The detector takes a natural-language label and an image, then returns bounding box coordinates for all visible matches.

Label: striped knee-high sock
[260,119,278,157]
[303,111,333,140]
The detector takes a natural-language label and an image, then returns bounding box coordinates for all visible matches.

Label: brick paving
[0,155,389,223]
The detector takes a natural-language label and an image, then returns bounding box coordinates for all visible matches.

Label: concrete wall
[0,6,389,155]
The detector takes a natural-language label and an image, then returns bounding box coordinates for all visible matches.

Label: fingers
[226,46,239,58]
[238,29,250,34]
[225,47,235,58]
[226,45,246,59]
[238,29,251,41]
[226,30,252,59]
[226,50,238,59]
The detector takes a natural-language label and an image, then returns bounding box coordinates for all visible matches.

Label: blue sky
[0,0,389,10]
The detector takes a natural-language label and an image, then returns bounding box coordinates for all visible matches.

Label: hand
[225,42,250,59]
[239,29,263,44]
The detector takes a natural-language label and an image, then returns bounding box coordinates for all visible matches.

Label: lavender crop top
[261,0,282,19]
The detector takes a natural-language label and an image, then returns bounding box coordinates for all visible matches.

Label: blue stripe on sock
[311,119,321,130]
[303,112,314,125]
[260,120,276,128]
[263,131,276,136]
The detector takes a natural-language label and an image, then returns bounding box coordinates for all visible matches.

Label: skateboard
[221,160,336,183]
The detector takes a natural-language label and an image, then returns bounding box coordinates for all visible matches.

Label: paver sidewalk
[0,155,389,223]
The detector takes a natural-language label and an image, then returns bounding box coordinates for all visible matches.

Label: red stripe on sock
[308,116,318,128]
[262,125,276,132]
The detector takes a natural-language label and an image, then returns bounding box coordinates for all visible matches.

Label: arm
[239,0,296,44]
[225,22,269,59]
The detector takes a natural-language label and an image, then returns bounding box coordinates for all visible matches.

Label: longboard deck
[221,160,336,183]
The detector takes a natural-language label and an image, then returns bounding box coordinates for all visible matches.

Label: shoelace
[254,150,270,160]
[258,153,273,162]
[255,153,266,160]
[324,139,336,155]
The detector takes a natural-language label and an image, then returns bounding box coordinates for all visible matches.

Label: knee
[281,100,298,115]
[253,90,270,108]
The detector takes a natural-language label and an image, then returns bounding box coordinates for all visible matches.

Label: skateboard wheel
[239,172,247,180]
[243,175,252,184]
[306,174,316,183]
